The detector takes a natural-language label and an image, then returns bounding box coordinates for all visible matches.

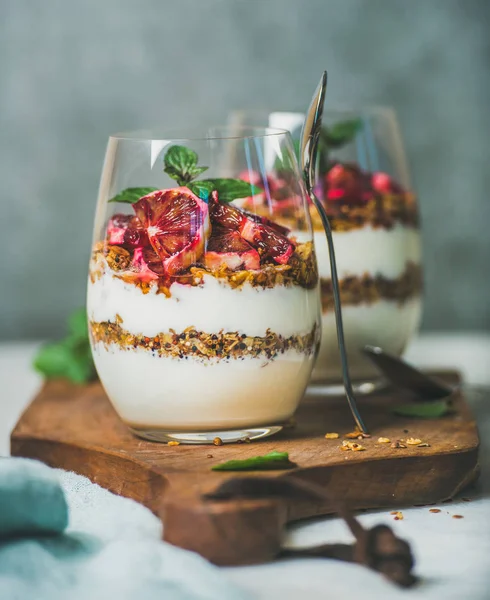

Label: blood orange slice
[239,220,294,265]
[204,228,260,271]
[209,195,294,265]
[133,187,210,275]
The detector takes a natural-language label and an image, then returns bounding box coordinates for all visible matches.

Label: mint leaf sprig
[318,118,363,175]
[164,145,260,202]
[33,308,96,384]
[163,146,209,185]
[108,145,261,205]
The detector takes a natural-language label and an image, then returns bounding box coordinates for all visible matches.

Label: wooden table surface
[2,334,490,600]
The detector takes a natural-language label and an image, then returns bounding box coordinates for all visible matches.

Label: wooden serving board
[11,373,479,566]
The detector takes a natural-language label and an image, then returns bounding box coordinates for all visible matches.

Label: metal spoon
[362,345,454,400]
[300,72,368,434]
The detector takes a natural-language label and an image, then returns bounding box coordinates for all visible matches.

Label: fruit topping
[209,193,294,265]
[107,214,148,248]
[371,171,403,194]
[240,220,294,265]
[209,197,244,230]
[107,214,132,245]
[130,247,160,282]
[204,228,260,271]
[324,162,406,204]
[133,187,210,276]
[241,209,291,237]
[324,163,372,204]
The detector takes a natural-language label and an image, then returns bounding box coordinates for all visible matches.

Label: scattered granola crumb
[167,441,180,446]
[391,440,407,449]
[393,511,404,521]
[340,440,365,452]
[429,509,441,513]
[325,432,339,439]
[207,454,213,458]
[345,430,370,439]
[403,429,409,434]
[378,437,391,443]
[351,443,365,451]
[213,437,223,446]
[452,515,464,519]
[417,442,431,448]
[405,438,422,445]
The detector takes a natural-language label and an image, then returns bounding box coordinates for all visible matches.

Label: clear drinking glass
[229,109,423,393]
[87,127,321,443]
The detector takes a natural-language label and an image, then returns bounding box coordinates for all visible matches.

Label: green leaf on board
[187,180,215,201]
[203,178,260,203]
[392,400,450,419]
[108,187,158,204]
[212,451,296,471]
[163,145,208,185]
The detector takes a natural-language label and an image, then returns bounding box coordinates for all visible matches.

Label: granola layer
[90,320,319,360]
[312,193,419,232]
[250,193,419,233]
[320,262,422,312]
[90,240,318,295]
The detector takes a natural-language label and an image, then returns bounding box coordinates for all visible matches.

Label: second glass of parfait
[229,109,423,393]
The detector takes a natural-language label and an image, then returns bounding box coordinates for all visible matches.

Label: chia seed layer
[320,262,422,312]
[89,319,319,361]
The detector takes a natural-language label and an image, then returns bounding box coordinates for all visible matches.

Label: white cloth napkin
[0,464,248,600]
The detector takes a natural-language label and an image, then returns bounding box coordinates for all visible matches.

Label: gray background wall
[1,0,488,340]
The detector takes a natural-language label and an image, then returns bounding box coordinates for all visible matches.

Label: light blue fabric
[0,457,68,537]
[0,459,248,600]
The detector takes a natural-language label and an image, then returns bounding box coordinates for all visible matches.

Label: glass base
[307,377,387,397]
[129,425,283,444]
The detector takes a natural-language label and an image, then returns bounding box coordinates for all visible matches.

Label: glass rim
[109,125,291,142]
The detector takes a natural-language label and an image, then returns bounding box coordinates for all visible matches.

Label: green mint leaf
[188,165,209,178]
[33,309,96,384]
[212,451,296,471]
[392,400,450,419]
[34,342,74,379]
[203,178,260,203]
[163,145,207,185]
[322,119,363,149]
[108,187,158,204]
[187,180,215,202]
[67,307,88,342]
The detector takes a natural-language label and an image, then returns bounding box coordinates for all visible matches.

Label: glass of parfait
[87,127,321,443]
[229,109,423,393]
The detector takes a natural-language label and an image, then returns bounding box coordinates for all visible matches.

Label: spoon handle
[311,193,368,433]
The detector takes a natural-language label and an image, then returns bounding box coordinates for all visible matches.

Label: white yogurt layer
[92,345,314,430]
[87,271,320,430]
[313,224,422,280]
[311,298,422,381]
[88,273,320,338]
